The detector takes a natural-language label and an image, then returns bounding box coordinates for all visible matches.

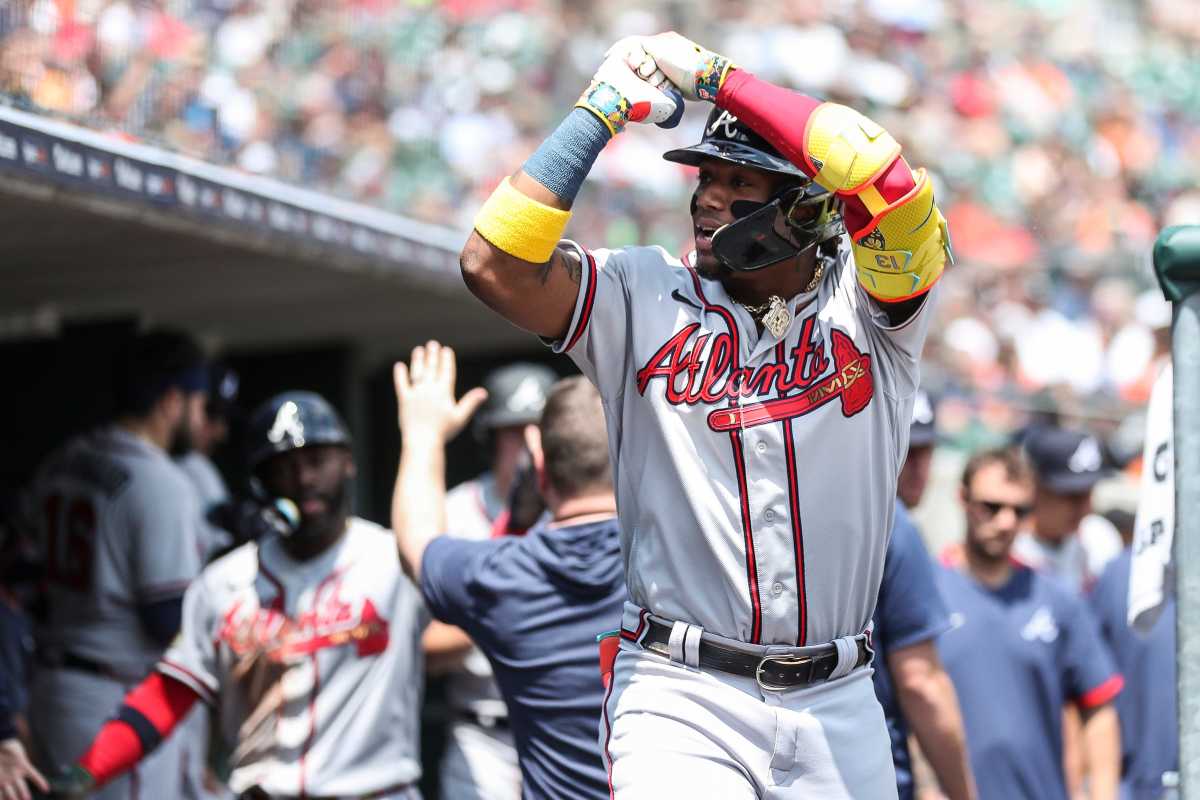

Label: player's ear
[342,449,357,481]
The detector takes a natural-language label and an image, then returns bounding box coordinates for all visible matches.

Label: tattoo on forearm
[562,251,582,284]
[539,250,581,286]
[536,257,554,286]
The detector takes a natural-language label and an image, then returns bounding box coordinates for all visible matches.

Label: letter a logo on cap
[1068,436,1102,474]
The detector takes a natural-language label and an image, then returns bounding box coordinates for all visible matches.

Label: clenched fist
[576,40,685,135]
[638,32,736,103]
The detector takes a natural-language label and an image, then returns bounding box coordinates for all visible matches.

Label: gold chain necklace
[734,259,825,338]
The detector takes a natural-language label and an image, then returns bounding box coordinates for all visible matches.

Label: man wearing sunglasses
[934,448,1122,800]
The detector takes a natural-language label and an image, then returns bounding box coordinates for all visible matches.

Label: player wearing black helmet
[665,106,844,277]
[458,31,952,799]
[54,390,429,800]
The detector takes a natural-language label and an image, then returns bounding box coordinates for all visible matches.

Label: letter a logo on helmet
[268,401,306,446]
[707,110,742,139]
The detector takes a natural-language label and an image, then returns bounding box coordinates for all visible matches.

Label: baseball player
[1089,548,1178,798]
[393,342,624,799]
[54,392,429,799]
[177,361,240,561]
[436,363,556,800]
[937,447,1122,800]
[459,30,951,798]
[174,362,241,800]
[1013,426,1124,593]
[28,329,207,799]
[871,393,975,800]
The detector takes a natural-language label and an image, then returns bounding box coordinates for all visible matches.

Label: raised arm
[460,41,682,340]
[643,33,952,314]
[391,342,487,580]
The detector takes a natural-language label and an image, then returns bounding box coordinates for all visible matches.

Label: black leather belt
[238,782,410,800]
[37,650,120,680]
[640,617,871,691]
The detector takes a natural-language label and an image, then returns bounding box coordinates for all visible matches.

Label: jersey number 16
[43,494,96,592]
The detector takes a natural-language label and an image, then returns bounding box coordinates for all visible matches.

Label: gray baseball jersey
[32,425,202,676]
[176,450,233,561]
[552,242,937,646]
[442,473,509,719]
[159,517,429,797]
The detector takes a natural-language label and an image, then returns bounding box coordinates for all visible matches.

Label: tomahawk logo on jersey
[215,577,391,661]
[159,518,428,798]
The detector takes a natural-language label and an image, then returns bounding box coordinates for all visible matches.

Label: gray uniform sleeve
[545,241,635,401]
[158,570,220,704]
[129,468,202,602]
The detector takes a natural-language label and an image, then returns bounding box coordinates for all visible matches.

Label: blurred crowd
[1,0,1197,433]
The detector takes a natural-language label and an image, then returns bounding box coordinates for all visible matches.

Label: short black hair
[540,377,611,498]
[114,329,207,418]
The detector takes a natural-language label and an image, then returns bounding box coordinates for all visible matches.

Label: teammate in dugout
[29,329,208,800]
[392,341,624,800]
[434,362,557,800]
[460,31,952,798]
[51,392,428,800]
[936,448,1122,800]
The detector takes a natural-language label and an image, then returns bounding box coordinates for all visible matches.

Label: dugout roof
[0,107,530,357]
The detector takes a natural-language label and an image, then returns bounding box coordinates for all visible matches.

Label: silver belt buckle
[755,653,813,692]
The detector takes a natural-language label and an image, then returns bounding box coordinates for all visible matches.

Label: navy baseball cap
[909,388,937,447]
[207,362,240,419]
[1023,426,1110,494]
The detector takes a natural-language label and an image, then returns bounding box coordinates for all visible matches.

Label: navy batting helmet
[665,107,842,272]
[246,391,352,471]
[476,363,557,431]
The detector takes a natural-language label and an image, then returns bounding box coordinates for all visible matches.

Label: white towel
[1129,362,1175,632]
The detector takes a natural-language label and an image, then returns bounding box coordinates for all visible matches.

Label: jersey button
[772,582,784,595]
[755,441,767,454]
[764,509,776,523]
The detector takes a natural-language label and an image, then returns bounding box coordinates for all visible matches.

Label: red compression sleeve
[717,70,917,239]
[78,672,200,786]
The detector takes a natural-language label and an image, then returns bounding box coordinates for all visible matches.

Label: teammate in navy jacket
[392,342,622,800]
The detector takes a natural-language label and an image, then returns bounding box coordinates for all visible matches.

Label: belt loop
[682,623,703,669]
[828,635,859,681]
[668,620,689,665]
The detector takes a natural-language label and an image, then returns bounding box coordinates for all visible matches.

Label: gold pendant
[761,295,791,338]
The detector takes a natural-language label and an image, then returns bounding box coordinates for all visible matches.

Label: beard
[292,479,350,542]
[694,253,723,279]
[168,418,195,457]
[965,531,1013,565]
